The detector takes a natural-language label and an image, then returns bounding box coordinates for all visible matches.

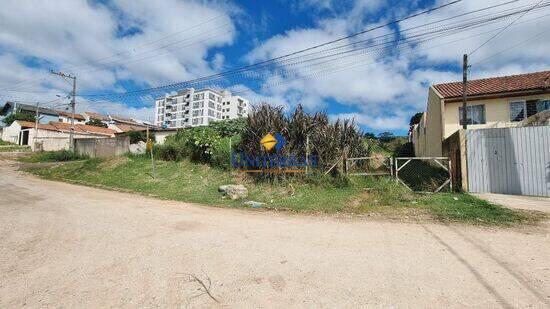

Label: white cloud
[245,0,550,131]
[0,0,238,118]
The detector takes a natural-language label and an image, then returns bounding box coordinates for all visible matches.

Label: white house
[2,120,117,151]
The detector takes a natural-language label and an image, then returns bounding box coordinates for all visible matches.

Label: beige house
[2,120,117,151]
[412,70,550,157]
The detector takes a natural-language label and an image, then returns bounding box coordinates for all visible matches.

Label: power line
[469,0,544,55]
[79,0,463,98]
[471,25,549,66]
[81,1,550,101]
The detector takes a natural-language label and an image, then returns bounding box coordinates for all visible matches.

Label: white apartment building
[154,88,249,128]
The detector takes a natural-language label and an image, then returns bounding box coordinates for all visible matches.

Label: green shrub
[123,130,153,144]
[2,111,36,126]
[156,127,220,163]
[240,104,369,175]
[211,135,240,169]
[20,150,88,163]
[209,118,246,137]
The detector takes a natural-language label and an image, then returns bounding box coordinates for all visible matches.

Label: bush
[85,119,108,128]
[211,135,240,170]
[21,150,88,163]
[240,103,369,174]
[156,127,220,162]
[2,111,36,126]
[123,130,153,144]
[209,118,246,137]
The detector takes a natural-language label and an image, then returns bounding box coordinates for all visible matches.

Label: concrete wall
[1,122,22,144]
[154,130,177,144]
[75,136,129,158]
[30,130,105,151]
[442,130,468,191]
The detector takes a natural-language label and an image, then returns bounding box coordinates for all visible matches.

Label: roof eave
[443,88,550,103]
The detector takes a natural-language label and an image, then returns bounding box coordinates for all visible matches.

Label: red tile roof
[113,123,148,132]
[433,70,550,99]
[16,120,116,136]
[56,110,85,120]
[84,111,110,121]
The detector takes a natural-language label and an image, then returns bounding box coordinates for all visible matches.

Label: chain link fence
[345,156,452,192]
[346,156,393,176]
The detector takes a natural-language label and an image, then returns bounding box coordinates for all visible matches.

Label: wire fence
[346,156,393,176]
[394,157,452,192]
[346,156,452,193]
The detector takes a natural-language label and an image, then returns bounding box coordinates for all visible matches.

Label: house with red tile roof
[1,120,117,151]
[412,70,550,156]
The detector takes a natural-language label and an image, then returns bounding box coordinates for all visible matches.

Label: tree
[364,132,376,139]
[409,112,423,133]
[85,118,108,128]
[2,111,36,126]
[377,131,395,143]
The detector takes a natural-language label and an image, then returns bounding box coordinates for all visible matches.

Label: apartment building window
[209,93,215,100]
[208,109,215,117]
[208,101,215,109]
[459,104,485,125]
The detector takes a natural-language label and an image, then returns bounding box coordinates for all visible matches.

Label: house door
[20,131,29,145]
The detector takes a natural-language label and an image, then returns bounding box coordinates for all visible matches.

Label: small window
[537,100,550,113]
[459,105,486,125]
[510,101,525,122]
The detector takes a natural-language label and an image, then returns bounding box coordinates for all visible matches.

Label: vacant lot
[21,155,545,226]
[1,160,550,307]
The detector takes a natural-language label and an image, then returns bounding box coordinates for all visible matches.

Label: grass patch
[18,150,87,162]
[0,145,30,152]
[23,156,544,226]
[0,140,15,146]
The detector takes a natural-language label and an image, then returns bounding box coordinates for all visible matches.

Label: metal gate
[466,127,550,197]
[395,157,452,192]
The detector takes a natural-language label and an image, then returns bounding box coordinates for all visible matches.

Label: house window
[510,101,525,121]
[459,104,486,125]
[537,100,550,113]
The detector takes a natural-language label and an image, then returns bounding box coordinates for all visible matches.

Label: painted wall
[412,87,443,157]
[154,130,177,144]
[1,122,22,144]
[413,91,550,157]
[443,94,550,138]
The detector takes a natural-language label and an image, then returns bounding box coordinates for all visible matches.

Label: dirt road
[1,161,549,308]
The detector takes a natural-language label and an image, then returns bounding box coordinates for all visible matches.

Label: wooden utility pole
[34,102,39,151]
[461,54,468,129]
[51,71,77,150]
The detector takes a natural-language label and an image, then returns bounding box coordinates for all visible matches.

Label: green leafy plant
[85,118,108,128]
[208,118,246,137]
[2,111,36,126]
[123,130,153,144]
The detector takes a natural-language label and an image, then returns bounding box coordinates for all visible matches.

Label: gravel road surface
[1,161,549,308]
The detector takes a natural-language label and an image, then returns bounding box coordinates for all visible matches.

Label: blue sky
[0,0,548,135]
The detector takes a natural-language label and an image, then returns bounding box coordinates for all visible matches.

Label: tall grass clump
[239,103,369,175]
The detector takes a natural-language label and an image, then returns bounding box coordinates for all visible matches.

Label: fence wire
[347,156,392,176]
[395,157,452,192]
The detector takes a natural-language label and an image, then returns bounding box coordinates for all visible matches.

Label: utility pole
[34,102,39,151]
[461,54,468,130]
[51,71,76,150]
